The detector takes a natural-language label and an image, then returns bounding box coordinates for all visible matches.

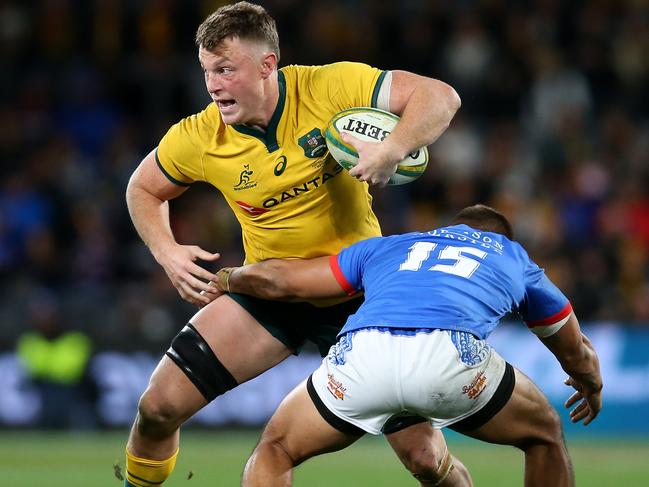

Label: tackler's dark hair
[451,204,514,240]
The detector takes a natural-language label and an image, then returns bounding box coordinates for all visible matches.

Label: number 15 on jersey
[399,243,487,279]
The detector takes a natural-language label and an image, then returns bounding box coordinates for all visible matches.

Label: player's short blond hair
[195,1,280,60]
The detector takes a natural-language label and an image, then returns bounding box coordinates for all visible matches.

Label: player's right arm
[538,312,603,426]
[126,149,220,306]
[214,256,352,301]
[215,237,374,300]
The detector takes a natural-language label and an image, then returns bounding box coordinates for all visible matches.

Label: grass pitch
[0,429,647,486]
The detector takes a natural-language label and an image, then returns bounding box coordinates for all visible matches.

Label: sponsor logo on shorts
[462,371,487,399]
[327,373,347,400]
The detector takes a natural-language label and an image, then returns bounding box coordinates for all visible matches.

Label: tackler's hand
[197,267,236,307]
[564,376,603,426]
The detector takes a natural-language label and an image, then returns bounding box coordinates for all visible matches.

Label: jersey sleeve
[328,237,378,295]
[519,261,572,337]
[156,114,206,186]
[310,62,388,112]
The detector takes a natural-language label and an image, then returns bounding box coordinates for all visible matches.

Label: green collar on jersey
[232,70,286,153]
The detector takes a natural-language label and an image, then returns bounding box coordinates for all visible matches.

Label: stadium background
[1,0,648,485]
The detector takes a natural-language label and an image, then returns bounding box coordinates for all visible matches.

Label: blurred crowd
[1,0,648,356]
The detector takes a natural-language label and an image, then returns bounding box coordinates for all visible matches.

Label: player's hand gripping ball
[325,107,429,185]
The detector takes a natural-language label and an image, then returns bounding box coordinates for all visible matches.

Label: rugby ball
[325,107,428,185]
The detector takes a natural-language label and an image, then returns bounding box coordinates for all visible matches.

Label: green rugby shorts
[228,293,363,356]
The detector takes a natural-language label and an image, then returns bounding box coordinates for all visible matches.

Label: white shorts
[308,327,512,435]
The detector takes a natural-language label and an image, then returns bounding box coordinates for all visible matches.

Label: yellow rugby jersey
[156,62,387,265]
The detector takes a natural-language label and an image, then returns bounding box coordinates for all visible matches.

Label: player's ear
[260,52,277,79]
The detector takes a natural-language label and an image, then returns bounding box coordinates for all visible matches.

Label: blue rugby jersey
[329,224,571,339]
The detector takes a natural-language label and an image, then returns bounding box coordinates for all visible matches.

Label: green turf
[0,430,647,486]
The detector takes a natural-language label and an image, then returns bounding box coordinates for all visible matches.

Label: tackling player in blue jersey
[211,204,603,487]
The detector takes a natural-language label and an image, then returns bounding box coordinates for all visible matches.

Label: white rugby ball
[325,107,428,185]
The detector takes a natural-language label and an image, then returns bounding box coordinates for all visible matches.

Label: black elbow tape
[166,323,238,402]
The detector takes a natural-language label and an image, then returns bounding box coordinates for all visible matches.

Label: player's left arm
[213,256,348,300]
[521,262,603,425]
[539,312,603,425]
[346,71,461,186]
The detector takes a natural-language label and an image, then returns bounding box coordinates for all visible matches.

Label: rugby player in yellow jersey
[124,2,465,486]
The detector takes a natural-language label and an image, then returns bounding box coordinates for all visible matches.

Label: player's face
[199,38,275,127]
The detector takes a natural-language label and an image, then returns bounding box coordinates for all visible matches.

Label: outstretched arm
[539,312,603,425]
[214,256,348,300]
